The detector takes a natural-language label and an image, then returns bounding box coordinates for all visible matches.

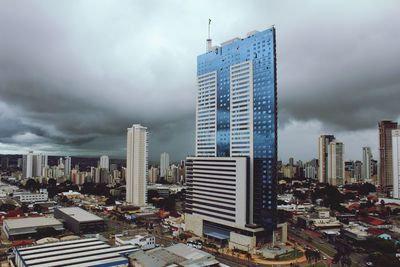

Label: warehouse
[13,237,138,267]
[54,207,104,234]
[3,217,64,240]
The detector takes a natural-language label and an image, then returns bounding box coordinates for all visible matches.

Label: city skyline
[0,1,400,162]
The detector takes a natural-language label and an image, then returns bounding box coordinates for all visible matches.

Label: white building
[34,153,48,177]
[328,141,345,186]
[362,147,372,180]
[64,156,72,177]
[318,135,335,183]
[126,124,148,206]
[100,155,110,170]
[22,151,34,178]
[392,129,400,198]
[148,166,159,184]
[160,152,169,178]
[14,189,49,203]
[115,234,156,250]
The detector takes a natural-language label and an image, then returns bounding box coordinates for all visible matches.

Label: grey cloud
[0,0,399,162]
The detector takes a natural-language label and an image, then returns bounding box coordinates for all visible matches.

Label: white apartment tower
[160,152,170,178]
[328,141,345,186]
[318,135,335,183]
[22,151,34,178]
[392,129,400,198]
[126,124,148,206]
[100,155,110,170]
[64,156,71,177]
[362,147,372,180]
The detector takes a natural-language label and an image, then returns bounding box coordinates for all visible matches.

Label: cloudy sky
[0,0,400,163]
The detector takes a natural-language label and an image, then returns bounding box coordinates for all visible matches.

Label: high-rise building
[392,129,400,198]
[328,141,344,185]
[100,155,110,170]
[35,153,48,177]
[186,26,277,245]
[126,124,148,206]
[318,135,335,183]
[64,156,71,177]
[22,151,34,178]
[379,120,398,192]
[289,157,294,166]
[148,166,159,184]
[160,152,170,178]
[362,147,372,180]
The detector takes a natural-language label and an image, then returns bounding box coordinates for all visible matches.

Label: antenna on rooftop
[206,19,212,52]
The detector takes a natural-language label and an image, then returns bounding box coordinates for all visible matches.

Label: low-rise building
[129,243,221,267]
[13,237,137,267]
[54,207,104,234]
[13,189,48,203]
[115,234,156,250]
[3,216,64,240]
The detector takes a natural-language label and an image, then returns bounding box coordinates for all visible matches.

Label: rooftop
[56,207,103,222]
[4,216,62,229]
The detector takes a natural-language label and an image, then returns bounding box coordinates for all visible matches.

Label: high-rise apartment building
[22,151,34,178]
[328,141,344,185]
[392,129,400,198]
[100,155,110,170]
[64,156,71,177]
[126,124,148,206]
[186,26,277,245]
[379,120,398,192]
[35,153,48,177]
[362,147,372,180]
[318,135,335,183]
[160,152,170,178]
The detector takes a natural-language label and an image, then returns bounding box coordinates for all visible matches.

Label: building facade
[328,141,344,186]
[186,26,277,244]
[379,120,398,192]
[160,152,170,178]
[100,155,110,170]
[318,135,335,183]
[126,124,148,206]
[362,147,372,180]
[392,129,400,198]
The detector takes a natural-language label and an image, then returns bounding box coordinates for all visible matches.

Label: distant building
[22,151,34,178]
[100,155,110,170]
[54,207,104,234]
[148,166,159,183]
[126,124,148,206]
[318,135,335,183]
[379,120,398,192]
[14,189,48,203]
[362,147,372,180]
[35,153,48,177]
[328,140,344,186]
[64,156,72,177]
[392,129,400,198]
[160,152,169,178]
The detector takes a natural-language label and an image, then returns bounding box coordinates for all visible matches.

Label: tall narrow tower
[379,120,398,192]
[126,124,148,206]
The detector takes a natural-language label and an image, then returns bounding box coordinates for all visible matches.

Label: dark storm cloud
[0,0,399,161]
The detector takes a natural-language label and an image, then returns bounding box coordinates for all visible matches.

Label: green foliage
[360,237,397,254]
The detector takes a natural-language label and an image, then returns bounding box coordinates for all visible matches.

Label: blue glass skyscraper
[195,27,277,232]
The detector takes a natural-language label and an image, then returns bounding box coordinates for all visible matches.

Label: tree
[25,178,39,191]
[105,196,116,206]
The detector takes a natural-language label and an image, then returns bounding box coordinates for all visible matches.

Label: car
[366,262,373,266]
[322,255,327,260]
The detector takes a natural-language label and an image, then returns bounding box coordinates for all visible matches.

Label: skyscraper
[379,120,398,192]
[100,155,110,170]
[318,135,335,183]
[35,153,48,177]
[362,147,372,180]
[126,124,148,206]
[22,151,34,178]
[392,129,400,198]
[328,140,344,185]
[64,156,71,177]
[160,152,170,178]
[186,26,277,245]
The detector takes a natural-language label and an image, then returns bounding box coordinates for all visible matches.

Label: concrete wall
[228,232,256,252]
[184,213,203,237]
